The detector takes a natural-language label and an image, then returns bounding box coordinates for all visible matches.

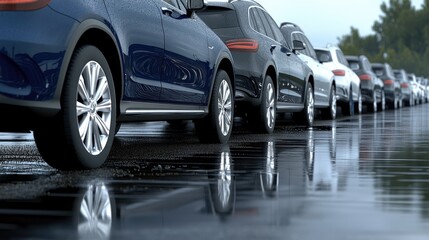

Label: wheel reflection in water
[218,151,232,209]
[78,183,112,240]
[260,141,278,196]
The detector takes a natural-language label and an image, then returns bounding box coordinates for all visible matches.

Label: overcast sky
[256,0,424,47]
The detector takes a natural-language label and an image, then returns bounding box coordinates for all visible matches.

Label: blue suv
[0,0,235,170]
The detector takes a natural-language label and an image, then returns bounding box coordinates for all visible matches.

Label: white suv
[315,45,362,115]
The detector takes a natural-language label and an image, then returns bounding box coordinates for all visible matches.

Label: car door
[293,33,330,105]
[158,0,210,105]
[257,8,306,105]
[104,0,164,102]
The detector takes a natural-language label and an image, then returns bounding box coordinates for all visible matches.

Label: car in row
[1,0,426,171]
[0,0,235,170]
[315,45,362,115]
[197,0,315,134]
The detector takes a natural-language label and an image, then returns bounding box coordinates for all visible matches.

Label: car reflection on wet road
[1,106,429,240]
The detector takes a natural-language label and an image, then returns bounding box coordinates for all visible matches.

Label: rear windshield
[197,8,239,29]
[347,60,360,71]
[372,67,384,77]
[394,71,407,82]
[315,49,332,63]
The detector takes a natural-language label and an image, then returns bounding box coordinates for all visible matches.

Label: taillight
[401,83,409,88]
[332,69,345,76]
[384,79,394,85]
[226,39,259,52]
[359,74,371,81]
[0,0,51,11]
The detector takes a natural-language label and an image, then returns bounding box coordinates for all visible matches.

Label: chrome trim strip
[126,109,205,115]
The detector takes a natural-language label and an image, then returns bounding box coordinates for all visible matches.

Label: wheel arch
[204,51,235,111]
[266,65,277,94]
[306,73,315,99]
[56,19,123,116]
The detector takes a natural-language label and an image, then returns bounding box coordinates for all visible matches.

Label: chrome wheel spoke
[77,61,112,155]
[217,80,232,136]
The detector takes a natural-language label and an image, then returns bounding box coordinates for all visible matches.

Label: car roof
[345,55,359,61]
[371,63,385,68]
[206,0,263,9]
[280,22,303,32]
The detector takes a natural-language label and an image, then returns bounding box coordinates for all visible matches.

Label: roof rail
[280,22,303,31]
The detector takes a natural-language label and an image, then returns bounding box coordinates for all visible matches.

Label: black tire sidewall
[260,76,276,133]
[62,45,116,169]
[196,69,233,143]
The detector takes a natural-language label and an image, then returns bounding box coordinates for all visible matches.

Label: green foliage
[338,0,429,77]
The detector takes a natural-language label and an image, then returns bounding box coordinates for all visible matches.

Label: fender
[54,19,124,102]
[205,49,235,108]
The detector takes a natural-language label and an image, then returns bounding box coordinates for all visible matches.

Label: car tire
[248,75,276,133]
[195,69,233,143]
[354,88,362,114]
[378,90,385,111]
[341,87,354,116]
[295,82,314,127]
[34,45,116,170]
[321,85,336,120]
[367,90,377,113]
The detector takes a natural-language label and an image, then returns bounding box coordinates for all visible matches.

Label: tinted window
[315,49,332,63]
[336,49,349,66]
[301,34,316,59]
[348,60,360,70]
[372,66,384,77]
[303,35,317,59]
[362,58,372,71]
[256,8,275,39]
[197,8,239,29]
[249,7,266,35]
[263,11,284,42]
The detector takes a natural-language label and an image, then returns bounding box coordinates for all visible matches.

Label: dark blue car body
[0,0,235,169]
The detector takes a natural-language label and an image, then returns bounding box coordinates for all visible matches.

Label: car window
[301,34,317,59]
[257,8,275,40]
[372,67,384,77]
[315,49,332,63]
[197,8,239,29]
[336,49,349,66]
[263,11,285,43]
[362,58,372,71]
[249,7,266,35]
[298,34,311,56]
[348,60,360,70]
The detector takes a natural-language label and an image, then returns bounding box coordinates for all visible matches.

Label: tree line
[338,0,429,77]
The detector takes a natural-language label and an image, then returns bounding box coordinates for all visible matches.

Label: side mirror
[292,40,305,51]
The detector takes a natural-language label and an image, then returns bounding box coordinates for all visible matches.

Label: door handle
[161,7,173,16]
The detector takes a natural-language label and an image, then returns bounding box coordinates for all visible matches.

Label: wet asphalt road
[1,104,429,240]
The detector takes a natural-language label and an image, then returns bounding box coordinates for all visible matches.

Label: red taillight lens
[226,39,259,52]
[384,79,394,85]
[332,69,345,76]
[0,0,50,11]
[359,74,371,81]
[401,83,409,88]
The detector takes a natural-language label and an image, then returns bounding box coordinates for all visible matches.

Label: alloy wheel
[217,79,232,136]
[307,86,315,125]
[266,82,275,129]
[77,61,112,156]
